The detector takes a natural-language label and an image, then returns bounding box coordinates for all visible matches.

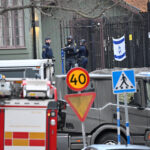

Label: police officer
[78,39,88,69]
[42,37,53,59]
[63,36,77,73]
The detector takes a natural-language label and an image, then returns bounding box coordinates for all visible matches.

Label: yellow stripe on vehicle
[5,132,13,139]
[29,132,45,139]
[13,139,29,146]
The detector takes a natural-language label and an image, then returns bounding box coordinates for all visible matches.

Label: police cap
[67,35,73,40]
[80,39,86,45]
[45,37,51,41]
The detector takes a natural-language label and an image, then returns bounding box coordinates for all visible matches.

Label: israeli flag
[113,35,126,61]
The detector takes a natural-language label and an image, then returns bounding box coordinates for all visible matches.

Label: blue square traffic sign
[0,74,2,80]
[112,70,136,94]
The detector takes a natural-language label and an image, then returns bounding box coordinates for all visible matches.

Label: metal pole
[124,93,130,145]
[62,59,64,74]
[61,49,64,74]
[31,3,37,59]
[100,19,105,69]
[82,122,87,148]
[78,91,87,148]
[117,94,121,145]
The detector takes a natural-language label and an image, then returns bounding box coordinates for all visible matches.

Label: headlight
[50,111,56,117]
[50,119,56,126]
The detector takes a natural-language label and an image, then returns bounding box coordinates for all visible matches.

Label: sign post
[117,94,121,145]
[61,49,64,74]
[65,67,96,148]
[82,121,86,147]
[112,70,136,145]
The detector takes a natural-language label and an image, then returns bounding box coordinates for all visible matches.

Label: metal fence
[60,13,150,72]
[103,13,149,69]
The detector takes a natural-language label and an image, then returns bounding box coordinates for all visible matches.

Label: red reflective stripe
[54,88,57,101]
[46,109,50,150]
[0,109,4,150]
[13,132,29,139]
[49,110,57,150]
[46,109,58,150]
[29,140,45,146]
[5,139,12,146]
[47,81,51,87]
[50,86,57,101]
[22,80,26,86]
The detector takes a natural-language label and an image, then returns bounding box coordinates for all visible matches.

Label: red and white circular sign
[66,67,90,91]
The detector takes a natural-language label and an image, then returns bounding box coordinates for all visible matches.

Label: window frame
[0,0,25,49]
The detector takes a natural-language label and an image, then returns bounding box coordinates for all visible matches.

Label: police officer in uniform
[42,37,53,59]
[63,36,77,73]
[78,39,88,69]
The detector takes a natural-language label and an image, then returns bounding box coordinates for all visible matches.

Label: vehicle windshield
[0,68,39,79]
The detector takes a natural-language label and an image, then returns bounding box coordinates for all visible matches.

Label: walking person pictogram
[112,70,136,94]
[120,74,129,89]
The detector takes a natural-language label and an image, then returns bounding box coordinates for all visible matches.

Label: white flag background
[113,35,126,61]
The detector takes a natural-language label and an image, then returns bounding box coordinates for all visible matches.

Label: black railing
[60,13,150,72]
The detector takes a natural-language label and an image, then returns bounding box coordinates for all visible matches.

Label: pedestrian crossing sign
[112,70,136,94]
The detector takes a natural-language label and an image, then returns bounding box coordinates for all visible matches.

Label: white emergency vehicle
[0,59,54,80]
[0,59,66,150]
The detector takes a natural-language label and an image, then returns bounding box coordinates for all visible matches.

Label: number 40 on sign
[66,67,90,91]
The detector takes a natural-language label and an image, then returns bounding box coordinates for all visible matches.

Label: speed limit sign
[66,67,90,91]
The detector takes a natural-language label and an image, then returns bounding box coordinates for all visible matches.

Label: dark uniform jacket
[78,45,88,57]
[63,42,77,59]
[42,43,53,59]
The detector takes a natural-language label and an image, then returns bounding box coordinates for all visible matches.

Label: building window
[0,0,25,49]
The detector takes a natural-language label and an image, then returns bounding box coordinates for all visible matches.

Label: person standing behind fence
[63,36,77,73]
[78,39,88,69]
[42,37,53,59]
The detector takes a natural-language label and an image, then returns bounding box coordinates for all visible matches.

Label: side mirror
[133,81,144,109]
[57,100,67,130]
[57,112,66,130]
[57,99,66,110]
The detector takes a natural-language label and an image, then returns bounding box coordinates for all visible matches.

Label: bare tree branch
[0,5,32,15]
[37,7,63,20]
[0,0,124,19]
[38,0,123,19]
[87,2,101,14]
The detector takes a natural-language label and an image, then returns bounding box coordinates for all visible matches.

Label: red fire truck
[0,99,58,150]
[0,74,65,150]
